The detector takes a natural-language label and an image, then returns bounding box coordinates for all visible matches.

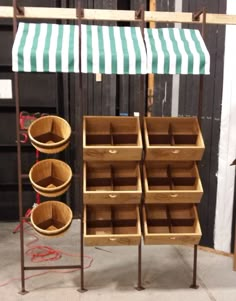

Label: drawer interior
[145,117,201,146]
[145,162,198,191]
[85,205,139,235]
[145,204,197,234]
[84,116,140,146]
[85,162,140,191]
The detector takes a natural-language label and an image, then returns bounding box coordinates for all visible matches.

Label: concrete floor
[1,220,236,301]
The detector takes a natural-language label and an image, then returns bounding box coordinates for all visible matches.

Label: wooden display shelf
[83,161,142,204]
[84,204,141,246]
[144,117,205,161]
[143,161,203,203]
[83,116,142,161]
[143,204,201,245]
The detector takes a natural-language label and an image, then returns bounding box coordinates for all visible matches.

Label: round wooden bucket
[29,159,72,197]
[28,115,71,154]
[30,201,73,236]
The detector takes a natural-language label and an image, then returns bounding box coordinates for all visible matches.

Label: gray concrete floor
[1,220,236,301]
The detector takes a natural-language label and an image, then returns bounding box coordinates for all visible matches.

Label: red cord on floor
[0,223,93,288]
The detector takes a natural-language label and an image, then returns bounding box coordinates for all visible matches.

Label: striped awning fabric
[144,27,210,74]
[12,22,147,74]
[12,22,210,75]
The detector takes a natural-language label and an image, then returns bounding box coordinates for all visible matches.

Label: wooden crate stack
[83,116,142,246]
[83,115,205,249]
[142,117,204,245]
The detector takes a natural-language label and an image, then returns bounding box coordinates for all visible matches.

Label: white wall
[214,0,236,252]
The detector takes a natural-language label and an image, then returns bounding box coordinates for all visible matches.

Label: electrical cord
[0,223,93,288]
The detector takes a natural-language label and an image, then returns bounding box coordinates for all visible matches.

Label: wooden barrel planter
[28,115,71,154]
[29,159,72,197]
[30,201,73,236]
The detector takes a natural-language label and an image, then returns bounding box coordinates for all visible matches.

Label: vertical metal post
[76,0,87,293]
[190,245,199,289]
[197,7,206,127]
[12,0,28,295]
[135,5,145,291]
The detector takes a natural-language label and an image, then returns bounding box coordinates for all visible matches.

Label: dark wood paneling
[151,0,175,117]
[180,0,226,247]
[128,1,147,116]
[0,28,13,66]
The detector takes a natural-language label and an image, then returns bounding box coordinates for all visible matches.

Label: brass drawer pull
[170,193,178,198]
[109,150,118,154]
[109,238,116,241]
[109,194,117,198]
[170,237,176,240]
[171,150,180,154]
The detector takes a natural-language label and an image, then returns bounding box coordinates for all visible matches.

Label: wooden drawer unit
[84,204,141,246]
[143,204,201,245]
[84,162,142,204]
[144,117,205,161]
[83,116,142,161]
[143,161,203,203]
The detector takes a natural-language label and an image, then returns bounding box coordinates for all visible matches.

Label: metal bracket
[135,4,145,21]
[192,9,203,21]
[135,9,142,20]
[76,7,84,18]
[16,5,24,16]
[192,8,206,22]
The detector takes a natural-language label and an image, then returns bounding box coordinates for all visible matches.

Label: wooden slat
[1,6,236,25]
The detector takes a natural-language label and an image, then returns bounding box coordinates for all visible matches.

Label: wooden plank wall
[81,0,117,116]
[179,0,226,248]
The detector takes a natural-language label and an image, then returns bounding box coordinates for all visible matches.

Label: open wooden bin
[29,159,72,197]
[83,116,142,161]
[84,161,142,204]
[30,200,73,236]
[143,161,203,203]
[28,115,71,154]
[84,204,141,246]
[144,117,205,161]
[143,204,201,245]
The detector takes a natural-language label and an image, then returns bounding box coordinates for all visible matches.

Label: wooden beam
[1,6,236,25]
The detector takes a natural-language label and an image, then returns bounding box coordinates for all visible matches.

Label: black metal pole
[190,245,199,289]
[76,0,87,293]
[135,5,145,291]
[12,0,28,295]
[197,8,206,127]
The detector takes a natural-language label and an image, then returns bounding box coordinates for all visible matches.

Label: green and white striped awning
[12,22,147,74]
[12,22,210,75]
[144,27,210,74]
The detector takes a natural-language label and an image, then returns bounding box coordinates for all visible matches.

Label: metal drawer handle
[109,238,116,241]
[170,237,176,240]
[109,194,117,198]
[109,150,118,154]
[171,150,180,154]
[170,193,178,198]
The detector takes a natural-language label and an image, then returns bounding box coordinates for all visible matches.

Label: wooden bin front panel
[83,116,142,161]
[143,204,201,245]
[144,117,205,161]
[84,204,141,246]
[83,162,142,204]
[143,161,203,203]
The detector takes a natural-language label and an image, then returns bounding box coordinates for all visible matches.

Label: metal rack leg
[18,219,28,295]
[78,218,87,293]
[135,241,145,291]
[190,244,199,289]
